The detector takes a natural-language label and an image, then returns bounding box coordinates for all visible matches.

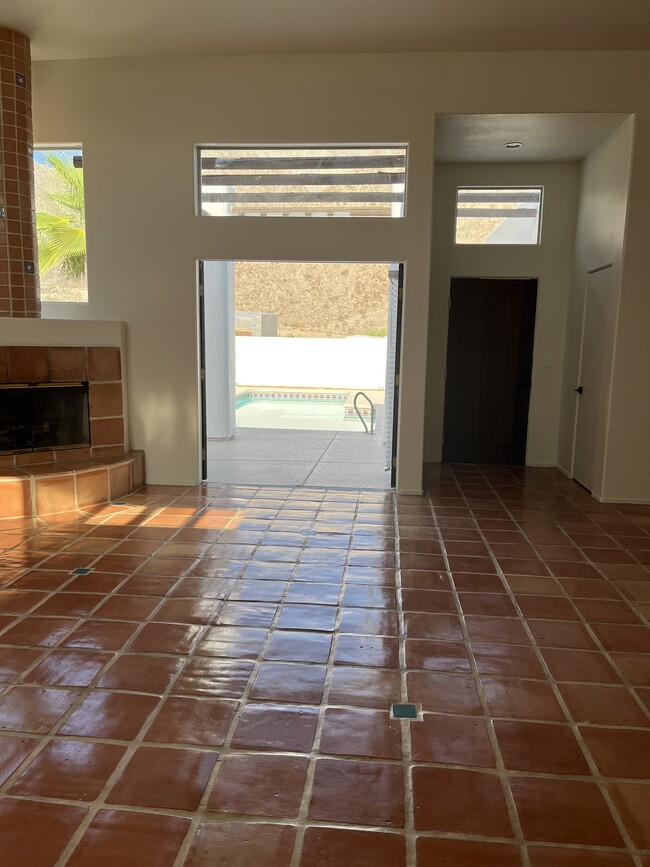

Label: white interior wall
[557,117,638,499]
[425,161,580,465]
[30,51,650,496]
[603,116,650,503]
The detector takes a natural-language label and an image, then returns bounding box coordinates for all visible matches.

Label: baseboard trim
[146,479,201,487]
[397,489,425,496]
[595,495,650,505]
[425,460,567,472]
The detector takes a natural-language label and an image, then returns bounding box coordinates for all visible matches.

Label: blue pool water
[235,392,367,431]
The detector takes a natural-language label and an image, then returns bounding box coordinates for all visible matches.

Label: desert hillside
[235,261,390,338]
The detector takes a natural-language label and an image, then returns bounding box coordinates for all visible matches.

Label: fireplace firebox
[0,382,90,454]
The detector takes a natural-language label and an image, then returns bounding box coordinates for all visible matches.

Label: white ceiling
[435,113,632,163]
[3,0,650,61]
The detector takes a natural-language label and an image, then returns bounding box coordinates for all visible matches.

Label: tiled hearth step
[0,450,144,520]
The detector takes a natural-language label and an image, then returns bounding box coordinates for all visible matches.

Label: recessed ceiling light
[503,141,524,149]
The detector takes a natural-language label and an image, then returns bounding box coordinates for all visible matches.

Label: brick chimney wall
[0,27,39,318]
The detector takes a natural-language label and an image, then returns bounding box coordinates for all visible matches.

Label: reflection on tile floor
[0,465,649,865]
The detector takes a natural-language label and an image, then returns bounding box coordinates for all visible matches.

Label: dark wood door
[442,278,537,465]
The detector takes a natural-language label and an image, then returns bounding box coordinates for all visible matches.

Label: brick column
[0,27,39,318]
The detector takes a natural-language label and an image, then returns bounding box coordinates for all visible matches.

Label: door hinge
[202,448,206,461]
[395,373,400,387]
[398,287,404,302]
[392,456,397,468]
[200,368,205,381]
[448,296,452,309]
[444,366,447,380]
[199,284,204,298]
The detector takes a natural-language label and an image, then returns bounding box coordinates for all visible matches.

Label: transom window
[197,146,407,218]
[455,186,543,245]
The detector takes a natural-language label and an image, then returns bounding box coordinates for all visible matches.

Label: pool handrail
[353,391,376,434]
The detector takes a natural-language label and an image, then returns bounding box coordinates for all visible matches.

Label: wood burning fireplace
[0,382,90,454]
[0,314,144,521]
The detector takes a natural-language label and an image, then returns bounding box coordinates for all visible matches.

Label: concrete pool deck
[206,424,391,488]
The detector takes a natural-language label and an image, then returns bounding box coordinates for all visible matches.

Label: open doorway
[198,261,403,488]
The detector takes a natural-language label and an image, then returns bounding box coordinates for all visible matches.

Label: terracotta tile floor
[0,465,649,865]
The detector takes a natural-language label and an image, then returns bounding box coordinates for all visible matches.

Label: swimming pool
[235,391,370,431]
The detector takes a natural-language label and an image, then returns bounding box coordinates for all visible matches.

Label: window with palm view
[34,147,87,302]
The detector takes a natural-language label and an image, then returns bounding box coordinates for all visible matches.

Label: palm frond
[43,154,85,217]
[58,253,87,281]
[36,212,86,277]
[37,212,71,230]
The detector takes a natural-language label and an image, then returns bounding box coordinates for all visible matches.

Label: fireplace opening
[0,382,90,454]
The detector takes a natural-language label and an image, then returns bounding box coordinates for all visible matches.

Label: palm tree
[36,153,86,278]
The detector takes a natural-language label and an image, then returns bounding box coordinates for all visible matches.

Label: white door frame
[570,263,618,497]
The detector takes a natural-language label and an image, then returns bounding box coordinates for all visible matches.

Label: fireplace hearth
[0,382,90,454]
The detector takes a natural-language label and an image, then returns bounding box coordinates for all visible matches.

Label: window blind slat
[201,171,405,186]
[457,208,539,219]
[201,155,405,171]
[457,191,540,204]
[201,192,404,203]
